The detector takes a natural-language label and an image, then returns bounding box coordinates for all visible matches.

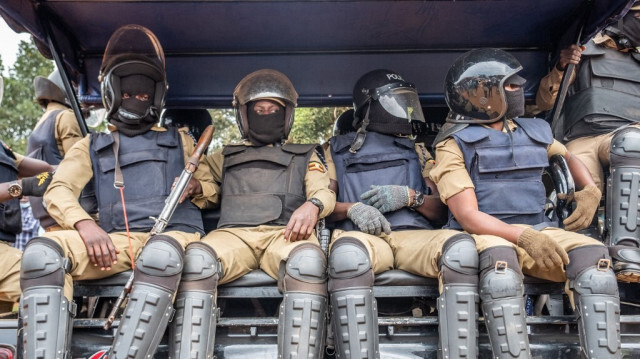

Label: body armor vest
[445,118,552,229]
[331,131,433,231]
[563,41,640,141]
[0,141,20,242]
[26,109,97,228]
[89,128,203,234]
[217,144,316,228]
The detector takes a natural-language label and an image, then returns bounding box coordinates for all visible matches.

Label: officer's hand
[360,185,410,213]
[563,185,601,231]
[347,202,392,236]
[557,45,585,70]
[284,201,319,242]
[517,228,569,271]
[172,177,202,204]
[21,171,55,197]
[75,219,119,270]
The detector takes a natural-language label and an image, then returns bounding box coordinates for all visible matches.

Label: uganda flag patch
[308,161,326,173]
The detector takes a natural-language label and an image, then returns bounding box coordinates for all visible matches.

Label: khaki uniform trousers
[201,225,321,285]
[41,230,200,299]
[0,242,22,302]
[565,123,640,192]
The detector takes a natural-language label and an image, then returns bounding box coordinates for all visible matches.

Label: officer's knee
[134,235,184,292]
[610,126,640,165]
[21,237,68,290]
[280,243,327,295]
[440,233,479,285]
[478,246,524,301]
[179,242,221,292]
[328,237,373,292]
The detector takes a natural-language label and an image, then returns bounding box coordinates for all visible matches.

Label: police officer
[19,25,217,359]
[536,3,640,282]
[27,69,88,231]
[326,69,524,359]
[170,69,335,359]
[432,48,621,358]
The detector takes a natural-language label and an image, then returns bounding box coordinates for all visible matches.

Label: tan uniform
[41,126,217,299]
[34,102,84,156]
[430,121,603,282]
[201,142,336,284]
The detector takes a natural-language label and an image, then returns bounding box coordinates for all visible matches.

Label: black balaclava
[622,11,640,49]
[246,100,286,146]
[503,88,525,120]
[366,101,412,136]
[111,74,157,136]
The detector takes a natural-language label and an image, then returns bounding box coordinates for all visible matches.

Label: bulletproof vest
[89,128,203,234]
[445,118,552,229]
[217,143,317,228]
[0,142,20,242]
[26,109,98,228]
[331,131,433,231]
[563,42,640,140]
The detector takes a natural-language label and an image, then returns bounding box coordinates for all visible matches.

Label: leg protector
[328,237,378,359]
[170,242,221,359]
[278,243,328,359]
[478,247,530,359]
[20,238,75,359]
[567,246,621,359]
[110,235,184,359]
[438,234,479,359]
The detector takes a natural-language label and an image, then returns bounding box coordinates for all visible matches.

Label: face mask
[366,101,413,136]
[503,87,525,120]
[111,75,157,136]
[622,11,640,48]
[246,101,286,146]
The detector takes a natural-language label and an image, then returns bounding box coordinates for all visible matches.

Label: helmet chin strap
[349,100,372,153]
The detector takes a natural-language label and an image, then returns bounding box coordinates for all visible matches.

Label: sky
[0,17,33,76]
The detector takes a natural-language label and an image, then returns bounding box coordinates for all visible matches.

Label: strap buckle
[597,258,611,272]
[494,260,508,274]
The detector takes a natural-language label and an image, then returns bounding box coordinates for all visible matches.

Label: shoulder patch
[308,161,326,173]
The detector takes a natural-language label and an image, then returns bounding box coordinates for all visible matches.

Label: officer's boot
[437,234,479,359]
[169,242,221,359]
[278,243,328,359]
[328,237,378,359]
[607,126,640,282]
[479,247,531,358]
[567,246,621,359]
[20,237,75,359]
[109,235,184,359]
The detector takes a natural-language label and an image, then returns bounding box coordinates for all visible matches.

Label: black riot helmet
[161,109,212,141]
[34,69,69,108]
[444,48,523,124]
[333,109,356,136]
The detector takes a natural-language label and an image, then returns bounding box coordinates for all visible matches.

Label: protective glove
[360,185,410,213]
[517,228,570,271]
[347,202,392,236]
[563,185,601,231]
[21,171,54,197]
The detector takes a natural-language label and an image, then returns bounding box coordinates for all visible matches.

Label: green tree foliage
[0,39,54,154]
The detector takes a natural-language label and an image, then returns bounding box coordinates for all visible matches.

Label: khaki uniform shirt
[45,126,218,229]
[204,141,336,218]
[34,102,84,155]
[430,120,567,204]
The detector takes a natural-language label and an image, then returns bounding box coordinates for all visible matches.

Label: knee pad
[566,245,610,281]
[179,242,221,292]
[328,237,373,293]
[134,234,184,293]
[440,233,479,285]
[479,246,523,301]
[610,126,640,166]
[568,246,618,296]
[21,237,69,290]
[280,243,327,295]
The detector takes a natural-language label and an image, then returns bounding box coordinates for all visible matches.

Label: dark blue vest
[0,141,20,242]
[445,118,552,229]
[89,128,203,235]
[331,132,433,231]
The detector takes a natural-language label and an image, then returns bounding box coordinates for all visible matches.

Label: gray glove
[347,202,392,236]
[360,185,410,213]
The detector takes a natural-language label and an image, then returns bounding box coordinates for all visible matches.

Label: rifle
[104,125,214,330]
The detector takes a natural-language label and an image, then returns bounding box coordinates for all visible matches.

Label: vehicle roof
[0,0,633,108]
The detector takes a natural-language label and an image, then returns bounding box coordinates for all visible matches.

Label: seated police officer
[325,69,524,359]
[431,48,621,358]
[170,69,336,359]
[20,25,216,359]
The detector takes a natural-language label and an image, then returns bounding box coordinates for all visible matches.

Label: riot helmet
[352,69,425,136]
[34,69,69,108]
[444,48,522,123]
[161,109,212,141]
[99,24,167,136]
[333,109,356,136]
[232,69,298,144]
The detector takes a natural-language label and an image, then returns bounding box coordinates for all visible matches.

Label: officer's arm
[177,129,220,208]
[16,155,55,177]
[535,45,581,111]
[564,150,598,190]
[411,177,448,225]
[57,111,85,155]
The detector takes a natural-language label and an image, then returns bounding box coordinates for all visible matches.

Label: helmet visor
[101,25,165,76]
[378,87,425,123]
